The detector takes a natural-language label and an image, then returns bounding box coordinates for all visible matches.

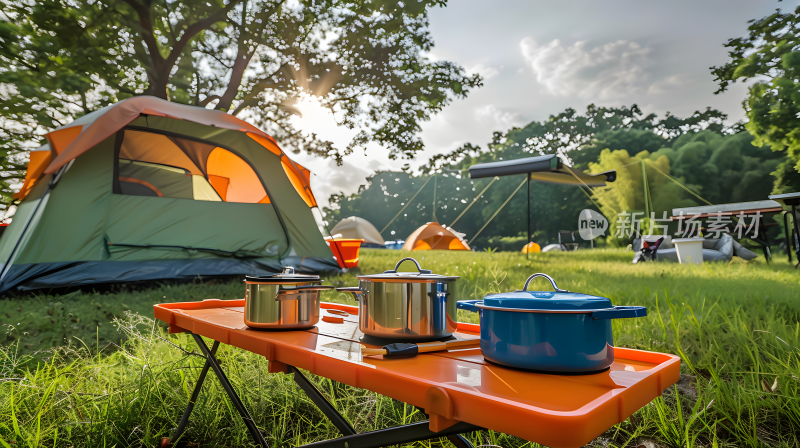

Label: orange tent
[402,222,470,251]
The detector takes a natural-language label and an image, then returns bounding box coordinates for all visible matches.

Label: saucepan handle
[383,257,433,274]
[335,286,365,302]
[275,285,334,301]
[592,306,647,320]
[456,300,482,313]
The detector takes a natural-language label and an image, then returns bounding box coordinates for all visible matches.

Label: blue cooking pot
[457,273,646,373]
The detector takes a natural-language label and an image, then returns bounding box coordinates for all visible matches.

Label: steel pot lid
[483,273,611,311]
[357,257,460,281]
[244,266,322,283]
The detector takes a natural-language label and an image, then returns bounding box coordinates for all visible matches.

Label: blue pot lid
[482,273,612,311]
[483,291,612,311]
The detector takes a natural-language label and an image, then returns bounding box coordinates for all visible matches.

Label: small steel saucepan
[337,257,460,340]
[244,267,333,330]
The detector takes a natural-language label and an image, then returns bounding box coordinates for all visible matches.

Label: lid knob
[282,266,296,275]
[522,273,568,293]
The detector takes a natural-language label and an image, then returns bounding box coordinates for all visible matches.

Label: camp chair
[558,231,578,251]
[632,237,664,264]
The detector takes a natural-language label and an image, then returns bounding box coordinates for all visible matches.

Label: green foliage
[771,157,800,195]
[573,128,673,169]
[2,249,800,447]
[0,0,145,212]
[588,149,689,243]
[711,5,800,191]
[585,130,787,244]
[653,130,783,204]
[470,104,727,166]
[0,0,481,211]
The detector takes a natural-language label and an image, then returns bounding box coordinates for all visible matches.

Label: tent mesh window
[114,129,269,203]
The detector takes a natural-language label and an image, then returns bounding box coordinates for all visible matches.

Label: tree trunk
[144,78,169,101]
[143,77,169,99]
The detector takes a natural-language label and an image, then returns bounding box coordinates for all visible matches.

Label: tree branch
[195,42,233,70]
[198,95,221,108]
[120,0,165,69]
[231,95,261,116]
[232,62,293,114]
[215,1,254,111]
[163,0,244,71]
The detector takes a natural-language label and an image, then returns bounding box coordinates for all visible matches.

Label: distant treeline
[324,105,800,250]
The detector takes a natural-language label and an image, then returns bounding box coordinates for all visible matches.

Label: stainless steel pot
[338,257,460,340]
[244,267,333,330]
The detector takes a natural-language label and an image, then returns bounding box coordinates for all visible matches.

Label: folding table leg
[192,334,270,448]
[162,341,220,447]
[761,215,772,263]
[793,205,800,269]
[288,366,357,436]
[784,211,793,264]
[298,421,481,448]
[286,365,480,448]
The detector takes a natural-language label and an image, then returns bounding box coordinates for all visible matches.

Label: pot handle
[522,273,568,292]
[275,285,334,301]
[592,306,647,320]
[335,286,365,302]
[383,257,433,274]
[456,300,482,313]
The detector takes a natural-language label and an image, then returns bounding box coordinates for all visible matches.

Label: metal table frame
[161,332,482,448]
[669,208,778,263]
[781,203,800,268]
[769,193,800,268]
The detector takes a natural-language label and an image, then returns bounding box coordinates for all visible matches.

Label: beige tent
[331,216,385,246]
[402,222,470,251]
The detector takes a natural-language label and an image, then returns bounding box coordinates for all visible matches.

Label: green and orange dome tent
[0,96,340,292]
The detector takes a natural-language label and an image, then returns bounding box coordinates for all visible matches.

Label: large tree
[711,5,800,194]
[0,0,480,211]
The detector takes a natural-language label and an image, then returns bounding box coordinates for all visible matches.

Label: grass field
[2,248,800,447]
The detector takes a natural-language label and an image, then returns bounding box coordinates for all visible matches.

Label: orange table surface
[154,300,680,448]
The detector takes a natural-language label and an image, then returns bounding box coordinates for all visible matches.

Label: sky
[287,0,788,210]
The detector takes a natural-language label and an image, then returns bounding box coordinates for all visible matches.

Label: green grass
[1,248,800,447]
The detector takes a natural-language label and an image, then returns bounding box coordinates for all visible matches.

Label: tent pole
[526,174,530,259]
[641,160,650,221]
[432,174,437,223]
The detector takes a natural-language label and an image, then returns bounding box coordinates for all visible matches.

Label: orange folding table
[154,300,680,448]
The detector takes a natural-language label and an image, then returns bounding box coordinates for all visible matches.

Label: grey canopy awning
[467,154,615,251]
[468,154,615,187]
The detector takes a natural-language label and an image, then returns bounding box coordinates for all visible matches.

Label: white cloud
[467,63,500,80]
[647,75,683,95]
[519,38,654,99]
[474,104,521,128]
